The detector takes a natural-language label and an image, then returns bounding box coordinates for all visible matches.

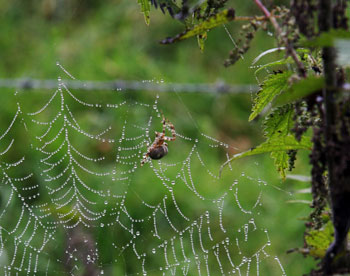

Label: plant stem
[253,0,306,77]
[318,0,344,272]
[318,0,350,273]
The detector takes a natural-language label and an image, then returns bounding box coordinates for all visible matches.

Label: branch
[253,0,306,77]
[235,15,281,22]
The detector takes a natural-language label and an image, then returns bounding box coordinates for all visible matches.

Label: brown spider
[140,116,176,166]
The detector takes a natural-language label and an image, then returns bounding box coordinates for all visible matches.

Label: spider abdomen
[149,145,168,160]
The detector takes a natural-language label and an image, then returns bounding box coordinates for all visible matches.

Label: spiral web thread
[0,67,288,275]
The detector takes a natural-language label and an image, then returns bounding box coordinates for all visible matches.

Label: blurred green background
[0,0,317,275]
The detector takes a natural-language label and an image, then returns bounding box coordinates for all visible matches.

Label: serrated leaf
[254,57,294,75]
[151,0,180,17]
[160,8,235,44]
[271,150,289,179]
[305,221,334,258]
[138,0,151,25]
[249,71,292,121]
[221,106,312,179]
[263,105,294,138]
[264,106,300,179]
[274,76,324,106]
[220,133,311,177]
[197,32,207,52]
[232,135,311,157]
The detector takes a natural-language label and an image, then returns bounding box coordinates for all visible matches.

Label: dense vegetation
[2,0,349,275]
[140,0,350,274]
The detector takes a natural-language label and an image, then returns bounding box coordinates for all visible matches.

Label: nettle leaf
[197,32,207,52]
[150,0,180,17]
[263,104,294,138]
[138,0,151,25]
[249,71,292,121]
[264,105,309,179]
[222,106,312,179]
[305,220,334,258]
[274,76,324,106]
[226,135,312,163]
[160,8,235,44]
[254,57,294,75]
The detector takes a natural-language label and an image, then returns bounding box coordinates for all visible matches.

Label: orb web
[0,68,290,275]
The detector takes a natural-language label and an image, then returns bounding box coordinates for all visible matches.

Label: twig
[234,15,281,21]
[253,0,306,77]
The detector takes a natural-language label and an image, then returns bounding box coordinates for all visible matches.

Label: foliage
[249,71,292,121]
[160,8,235,45]
[139,0,350,274]
[1,1,314,275]
[221,105,312,180]
[150,0,180,17]
[137,0,151,25]
[305,218,334,259]
[274,76,325,106]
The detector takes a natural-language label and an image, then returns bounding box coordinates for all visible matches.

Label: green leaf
[254,57,294,75]
[263,105,295,138]
[197,32,207,52]
[229,135,311,159]
[249,71,292,121]
[138,0,151,25]
[301,29,350,48]
[221,106,312,179]
[160,8,235,44]
[151,0,181,17]
[264,105,306,179]
[305,221,334,258]
[274,76,324,106]
[271,150,289,179]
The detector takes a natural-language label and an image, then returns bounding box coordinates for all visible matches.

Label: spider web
[0,68,291,275]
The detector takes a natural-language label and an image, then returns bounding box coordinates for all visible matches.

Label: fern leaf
[249,71,292,121]
[138,0,151,25]
[160,8,235,44]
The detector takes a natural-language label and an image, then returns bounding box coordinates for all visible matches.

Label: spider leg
[141,151,150,166]
[162,115,166,135]
[164,120,176,141]
[141,140,152,166]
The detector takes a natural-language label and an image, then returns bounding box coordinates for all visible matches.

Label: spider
[141,116,176,166]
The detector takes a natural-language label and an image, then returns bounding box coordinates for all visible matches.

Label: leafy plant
[138,0,350,274]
